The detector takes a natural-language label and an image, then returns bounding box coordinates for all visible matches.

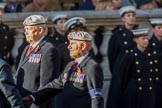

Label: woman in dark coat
[107,5,136,108]
[107,28,155,108]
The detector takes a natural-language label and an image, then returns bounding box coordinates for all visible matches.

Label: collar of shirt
[75,53,89,65]
[31,36,45,49]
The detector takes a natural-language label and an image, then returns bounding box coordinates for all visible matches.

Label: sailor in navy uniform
[149,18,162,108]
[107,6,136,108]
[23,31,104,108]
[107,28,155,108]
[108,5,136,73]
[48,14,68,47]
[0,5,14,66]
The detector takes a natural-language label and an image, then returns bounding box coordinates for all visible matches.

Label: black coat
[0,59,24,108]
[0,23,14,65]
[108,26,135,73]
[149,35,162,108]
[107,47,156,108]
[32,55,104,108]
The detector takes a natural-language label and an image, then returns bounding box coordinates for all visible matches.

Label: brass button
[149,78,152,81]
[155,68,159,72]
[150,69,153,72]
[139,86,142,90]
[136,61,139,65]
[123,33,126,36]
[138,78,141,81]
[150,61,153,65]
[149,86,152,90]
[154,60,158,63]
[156,77,159,80]
[5,36,8,39]
[137,70,140,73]
[134,53,138,56]
[152,43,156,46]
[124,41,128,45]
[125,50,129,53]
[147,53,151,56]
[153,51,157,55]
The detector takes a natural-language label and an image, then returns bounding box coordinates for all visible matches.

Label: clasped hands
[23,96,33,108]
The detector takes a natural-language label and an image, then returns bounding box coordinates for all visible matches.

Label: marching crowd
[0,1,162,108]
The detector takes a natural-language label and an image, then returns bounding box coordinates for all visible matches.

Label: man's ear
[81,42,86,50]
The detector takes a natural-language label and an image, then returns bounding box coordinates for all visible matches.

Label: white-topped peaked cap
[132,28,149,37]
[119,5,136,16]
[23,15,46,26]
[52,14,67,23]
[68,31,92,41]
[0,3,5,9]
[64,17,86,31]
[149,18,162,25]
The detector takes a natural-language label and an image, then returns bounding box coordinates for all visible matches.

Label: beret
[68,31,92,41]
[23,15,46,26]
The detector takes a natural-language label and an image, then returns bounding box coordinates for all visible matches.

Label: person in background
[0,59,24,108]
[22,0,62,12]
[23,30,104,108]
[0,3,15,66]
[48,14,68,47]
[4,0,22,13]
[111,0,122,9]
[149,18,162,108]
[15,15,60,108]
[95,0,114,10]
[107,28,155,108]
[107,5,136,108]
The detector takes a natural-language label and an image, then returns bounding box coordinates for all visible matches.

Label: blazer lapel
[17,38,47,70]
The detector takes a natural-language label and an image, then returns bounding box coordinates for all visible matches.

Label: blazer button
[137,70,140,73]
[150,69,153,73]
[149,78,152,81]
[138,78,141,81]
[156,77,159,81]
[139,87,142,90]
[149,86,152,90]
[155,68,159,72]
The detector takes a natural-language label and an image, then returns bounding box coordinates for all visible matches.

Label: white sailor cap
[64,17,86,31]
[119,5,136,16]
[149,18,162,25]
[68,31,92,41]
[132,28,149,37]
[52,14,67,23]
[0,3,6,9]
[23,15,46,26]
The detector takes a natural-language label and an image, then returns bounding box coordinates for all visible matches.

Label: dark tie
[26,46,33,56]
[71,62,78,71]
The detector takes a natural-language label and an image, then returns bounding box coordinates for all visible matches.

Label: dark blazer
[108,26,135,73]
[15,37,60,107]
[32,54,104,108]
[107,47,155,108]
[149,34,162,108]
[0,23,14,65]
[0,59,24,108]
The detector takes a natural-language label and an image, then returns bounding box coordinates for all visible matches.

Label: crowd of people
[0,0,162,108]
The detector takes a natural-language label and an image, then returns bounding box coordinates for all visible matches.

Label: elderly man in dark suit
[15,15,60,108]
[23,30,104,108]
[0,59,24,108]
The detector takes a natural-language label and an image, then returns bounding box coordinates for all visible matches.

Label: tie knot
[71,62,78,71]
[26,46,33,56]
